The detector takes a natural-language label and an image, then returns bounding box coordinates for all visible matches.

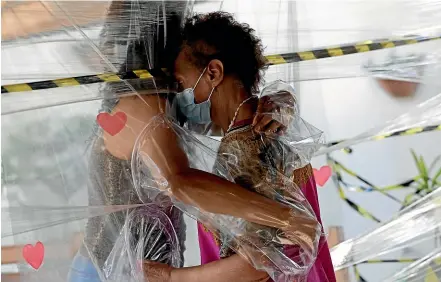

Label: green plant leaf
[410,150,430,191]
[411,150,422,175]
[432,166,441,187]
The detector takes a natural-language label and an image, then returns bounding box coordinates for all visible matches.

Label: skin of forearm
[139,123,293,230]
[169,168,292,230]
[170,254,269,282]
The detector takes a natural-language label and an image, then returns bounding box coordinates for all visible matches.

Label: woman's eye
[177,82,184,92]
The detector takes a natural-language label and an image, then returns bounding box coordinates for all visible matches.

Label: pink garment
[197,222,220,264]
[197,175,336,282]
[299,175,336,282]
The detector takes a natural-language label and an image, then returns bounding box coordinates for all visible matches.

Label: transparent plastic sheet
[362,50,441,98]
[2,1,193,281]
[2,84,327,282]
[363,52,441,83]
[385,248,441,282]
[1,91,190,282]
[131,103,326,281]
[317,90,441,155]
[3,1,441,282]
[1,0,194,116]
[3,1,441,93]
[331,186,441,270]
[2,0,195,82]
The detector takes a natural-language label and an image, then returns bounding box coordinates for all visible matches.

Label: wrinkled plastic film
[331,186,441,270]
[3,1,193,281]
[317,90,441,155]
[2,0,192,116]
[385,248,441,282]
[364,52,441,83]
[4,1,441,281]
[2,1,194,81]
[4,1,441,114]
[132,99,325,281]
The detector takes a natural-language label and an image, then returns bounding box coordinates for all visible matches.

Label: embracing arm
[143,254,269,282]
[171,254,269,282]
[106,95,292,228]
[137,102,292,230]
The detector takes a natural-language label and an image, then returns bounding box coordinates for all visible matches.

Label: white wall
[293,2,441,281]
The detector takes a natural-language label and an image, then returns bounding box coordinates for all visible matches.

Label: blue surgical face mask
[175,67,215,124]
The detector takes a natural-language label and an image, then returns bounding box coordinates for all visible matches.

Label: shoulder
[103,94,167,160]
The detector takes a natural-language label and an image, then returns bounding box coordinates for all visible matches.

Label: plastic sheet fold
[3,1,441,282]
[331,186,441,271]
[317,91,441,155]
[129,87,326,281]
[385,248,441,282]
[364,52,440,83]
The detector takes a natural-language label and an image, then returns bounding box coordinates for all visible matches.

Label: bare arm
[143,254,269,282]
[171,254,269,282]
[123,96,292,230]
[106,95,316,231]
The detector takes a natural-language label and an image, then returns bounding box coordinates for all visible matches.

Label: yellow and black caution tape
[426,258,441,282]
[354,265,368,282]
[327,124,441,150]
[339,177,418,193]
[266,34,441,65]
[373,125,441,141]
[2,34,440,94]
[1,69,157,94]
[328,155,439,221]
[354,257,441,282]
[331,157,402,200]
[328,158,382,223]
[359,258,418,264]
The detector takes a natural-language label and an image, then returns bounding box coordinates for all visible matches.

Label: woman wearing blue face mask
[174,67,215,124]
[140,12,335,282]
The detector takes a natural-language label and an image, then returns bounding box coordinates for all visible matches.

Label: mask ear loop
[207,86,216,100]
[193,67,208,90]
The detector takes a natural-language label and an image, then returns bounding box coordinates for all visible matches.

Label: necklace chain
[227,96,257,132]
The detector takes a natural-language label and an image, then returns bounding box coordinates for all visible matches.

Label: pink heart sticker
[313,166,332,187]
[22,241,44,270]
[97,112,127,136]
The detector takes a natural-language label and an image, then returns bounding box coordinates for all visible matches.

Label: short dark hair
[181,12,268,94]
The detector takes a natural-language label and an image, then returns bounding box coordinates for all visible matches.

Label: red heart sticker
[97,112,127,136]
[23,241,44,270]
[313,166,332,187]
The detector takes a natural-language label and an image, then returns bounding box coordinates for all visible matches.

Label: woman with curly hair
[140,12,336,282]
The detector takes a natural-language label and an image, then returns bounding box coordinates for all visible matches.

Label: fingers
[253,115,273,132]
[252,113,264,128]
[254,118,286,136]
[264,121,283,135]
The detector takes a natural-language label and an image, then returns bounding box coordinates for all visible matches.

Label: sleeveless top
[80,130,186,270]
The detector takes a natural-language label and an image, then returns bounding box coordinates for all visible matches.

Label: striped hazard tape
[327,124,441,149]
[426,258,441,282]
[328,157,382,223]
[266,35,441,66]
[359,258,418,264]
[354,257,441,282]
[328,155,439,221]
[354,265,368,282]
[2,34,440,94]
[1,69,156,94]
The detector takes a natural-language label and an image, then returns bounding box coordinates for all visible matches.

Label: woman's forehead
[174,50,195,75]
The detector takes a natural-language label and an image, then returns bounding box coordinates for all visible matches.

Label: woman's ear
[207,59,224,87]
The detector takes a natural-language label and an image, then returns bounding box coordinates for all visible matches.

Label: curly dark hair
[181,12,268,94]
